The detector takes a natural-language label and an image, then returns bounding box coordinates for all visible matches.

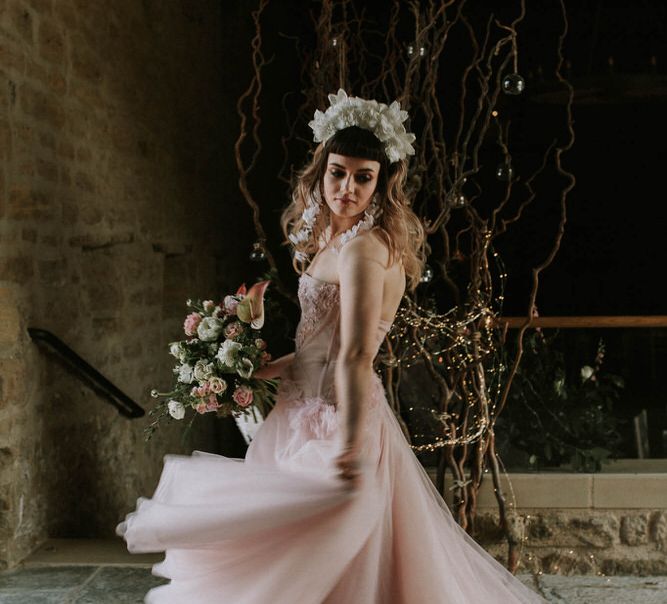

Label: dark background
[225,0,667,457]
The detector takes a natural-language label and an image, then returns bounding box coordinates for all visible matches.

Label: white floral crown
[308,88,416,163]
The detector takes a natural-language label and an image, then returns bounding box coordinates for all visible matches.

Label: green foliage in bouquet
[145,281,279,444]
[496,331,625,472]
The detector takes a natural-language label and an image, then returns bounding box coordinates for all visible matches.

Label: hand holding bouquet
[145,280,277,441]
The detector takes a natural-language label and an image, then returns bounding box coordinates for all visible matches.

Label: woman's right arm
[254,351,295,380]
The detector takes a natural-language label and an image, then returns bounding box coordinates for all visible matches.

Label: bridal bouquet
[145,280,278,441]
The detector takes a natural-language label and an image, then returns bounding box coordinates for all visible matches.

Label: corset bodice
[281,272,392,407]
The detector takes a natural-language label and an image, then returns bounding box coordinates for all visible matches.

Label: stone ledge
[426,468,667,509]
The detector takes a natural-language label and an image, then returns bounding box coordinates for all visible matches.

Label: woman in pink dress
[117,89,546,603]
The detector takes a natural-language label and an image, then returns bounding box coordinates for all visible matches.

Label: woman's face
[322,153,381,220]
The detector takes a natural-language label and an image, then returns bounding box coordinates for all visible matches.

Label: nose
[340,174,354,194]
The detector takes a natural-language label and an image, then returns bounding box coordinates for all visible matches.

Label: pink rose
[195,402,208,414]
[223,295,240,315]
[254,338,267,350]
[232,385,254,408]
[190,384,210,398]
[224,321,243,339]
[205,394,220,411]
[260,351,271,363]
[184,312,203,336]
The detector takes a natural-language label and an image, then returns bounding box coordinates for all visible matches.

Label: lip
[337,197,354,203]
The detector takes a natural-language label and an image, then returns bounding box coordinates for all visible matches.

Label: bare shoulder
[338,226,391,268]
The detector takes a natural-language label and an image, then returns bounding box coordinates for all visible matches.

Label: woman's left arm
[335,234,388,455]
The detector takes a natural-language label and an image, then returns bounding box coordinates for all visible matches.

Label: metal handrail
[27,328,145,418]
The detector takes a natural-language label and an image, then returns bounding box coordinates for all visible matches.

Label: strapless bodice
[295,272,392,352]
[280,272,392,408]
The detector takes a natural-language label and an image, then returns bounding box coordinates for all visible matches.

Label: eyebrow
[329,162,376,173]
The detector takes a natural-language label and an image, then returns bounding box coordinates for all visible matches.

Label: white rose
[216,339,242,367]
[208,376,228,394]
[167,400,185,420]
[193,360,215,382]
[580,365,594,381]
[197,317,224,342]
[176,363,194,384]
[203,300,216,313]
[237,357,254,379]
[169,341,187,363]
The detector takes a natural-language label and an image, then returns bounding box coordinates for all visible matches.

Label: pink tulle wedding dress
[116,269,546,603]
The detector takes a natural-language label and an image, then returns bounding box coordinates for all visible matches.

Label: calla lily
[236,283,247,296]
[236,280,270,329]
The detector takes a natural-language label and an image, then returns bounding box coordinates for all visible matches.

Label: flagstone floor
[0,539,665,603]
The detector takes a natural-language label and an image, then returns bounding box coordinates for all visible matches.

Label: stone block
[621,514,650,546]
[0,287,23,348]
[0,256,34,284]
[69,34,103,84]
[25,59,66,95]
[36,156,58,183]
[0,119,11,161]
[56,140,75,161]
[593,474,667,508]
[474,473,593,509]
[37,18,65,64]
[526,512,618,548]
[8,2,35,46]
[6,185,53,221]
[21,228,37,243]
[648,512,667,551]
[37,258,67,287]
[0,359,27,410]
[74,170,95,193]
[18,82,65,128]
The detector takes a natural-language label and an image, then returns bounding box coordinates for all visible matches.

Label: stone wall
[0,0,253,569]
[477,509,667,576]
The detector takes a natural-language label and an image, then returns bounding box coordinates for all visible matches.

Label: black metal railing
[28,328,145,418]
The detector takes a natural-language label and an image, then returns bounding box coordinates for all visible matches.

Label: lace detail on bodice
[294,273,339,350]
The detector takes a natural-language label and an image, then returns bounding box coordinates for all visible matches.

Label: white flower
[208,376,228,394]
[197,317,224,342]
[167,399,185,420]
[203,300,216,313]
[237,357,254,379]
[216,339,242,367]
[208,343,218,355]
[169,341,187,362]
[308,88,416,163]
[176,363,194,384]
[580,365,594,381]
[302,202,320,226]
[193,360,215,382]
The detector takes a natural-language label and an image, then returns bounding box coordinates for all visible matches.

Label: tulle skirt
[116,373,545,603]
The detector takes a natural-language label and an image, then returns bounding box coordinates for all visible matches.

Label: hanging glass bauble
[451,192,467,208]
[249,241,266,262]
[420,265,434,283]
[502,73,525,95]
[495,162,514,181]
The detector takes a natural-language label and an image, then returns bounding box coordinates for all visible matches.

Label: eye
[330,169,345,178]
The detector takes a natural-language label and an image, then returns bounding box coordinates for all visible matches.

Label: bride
[117,89,546,603]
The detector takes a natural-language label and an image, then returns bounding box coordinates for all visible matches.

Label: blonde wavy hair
[280,126,427,293]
